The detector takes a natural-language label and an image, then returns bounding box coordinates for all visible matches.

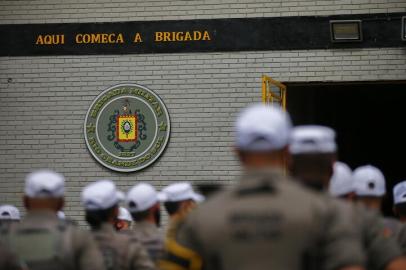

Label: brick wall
[0,0,405,23]
[0,0,405,224]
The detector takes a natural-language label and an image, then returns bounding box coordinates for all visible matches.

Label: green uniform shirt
[350,205,403,270]
[162,169,366,270]
[92,223,155,270]
[1,210,105,270]
[382,217,406,254]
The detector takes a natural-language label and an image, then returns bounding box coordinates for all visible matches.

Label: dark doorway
[286,81,406,216]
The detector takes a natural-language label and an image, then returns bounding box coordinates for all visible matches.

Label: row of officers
[2,104,406,270]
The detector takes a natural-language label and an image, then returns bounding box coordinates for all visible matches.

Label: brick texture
[0,1,405,224]
[0,0,405,23]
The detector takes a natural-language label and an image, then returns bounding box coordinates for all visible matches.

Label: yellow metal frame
[261,75,288,175]
[261,75,287,110]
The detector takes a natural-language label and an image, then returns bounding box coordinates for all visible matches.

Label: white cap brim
[192,193,205,203]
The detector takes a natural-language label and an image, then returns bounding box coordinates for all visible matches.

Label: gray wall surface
[1,0,405,224]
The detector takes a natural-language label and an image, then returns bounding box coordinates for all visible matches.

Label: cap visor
[192,193,205,203]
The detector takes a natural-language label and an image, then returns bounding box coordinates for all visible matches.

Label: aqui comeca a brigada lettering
[35,31,211,45]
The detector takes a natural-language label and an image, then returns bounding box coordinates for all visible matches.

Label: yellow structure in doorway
[261,75,287,110]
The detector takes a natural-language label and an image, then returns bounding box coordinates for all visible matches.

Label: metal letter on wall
[84,83,171,172]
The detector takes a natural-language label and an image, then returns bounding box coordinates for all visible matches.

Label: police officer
[290,125,406,269]
[115,207,133,231]
[353,165,406,253]
[0,169,105,270]
[161,182,204,240]
[0,205,20,231]
[393,181,406,223]
[329,162,356,200]
[82,179,155,270]
[161,104,366,270]
[126,183,165,264]
[353,165,386,211]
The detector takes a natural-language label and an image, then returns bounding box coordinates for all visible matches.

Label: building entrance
[287,81,406,216]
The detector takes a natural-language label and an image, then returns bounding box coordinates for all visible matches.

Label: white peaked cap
[290,125,337,154]
[117,207,133,222]
[0,205,21,221]
[353,165,386,197]
[25,170,65,198]
[161,182,205,203]
[235,104,292,151]
[81,180,124,210]
[393,181,406,205]
[329,162,354,197]
[126,183,166,213]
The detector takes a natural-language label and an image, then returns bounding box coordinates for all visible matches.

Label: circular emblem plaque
[84,83,170,172]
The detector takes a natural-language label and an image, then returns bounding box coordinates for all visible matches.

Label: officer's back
[126,183,165,264]
[0,170,105,270]
[161,104,365,270]
[82,179,155,270]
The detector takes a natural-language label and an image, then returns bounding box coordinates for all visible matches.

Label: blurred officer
[329,162,356,199]
[393,181,406,223]
[353,165,386,211]
[0,170,105,270]
[82,180,155,270]
[161,182,204,239]
[161,104,365,270]
[126,183,165,264]
[290,125,406,269]
[289,125,338,191]
[0,205,20,230]
[115,206,133,231]
[352,165,406,255]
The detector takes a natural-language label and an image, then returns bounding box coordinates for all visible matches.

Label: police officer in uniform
[353,165,387,211]
[115,207,133,231]
[161,104,366,270]
[161,182,204,240]
[290,125,406,269]
[329,162,356,200]
[126,183,165,264]
[352,165,406,254]
[0,169,105,270]
[82,179,155,270]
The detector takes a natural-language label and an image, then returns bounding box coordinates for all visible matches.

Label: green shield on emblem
[84,84,170,172]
